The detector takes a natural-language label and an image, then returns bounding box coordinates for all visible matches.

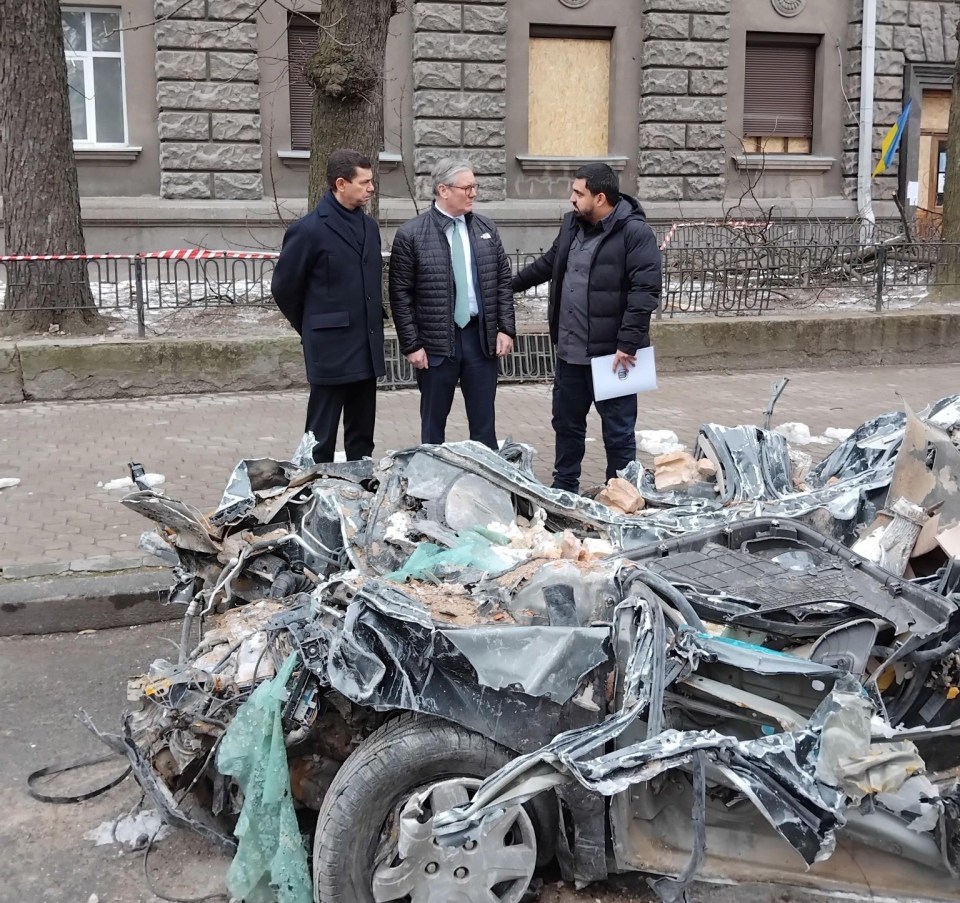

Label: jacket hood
[618,193,647,221]
[566,193,647,234]
[605,194,647,232]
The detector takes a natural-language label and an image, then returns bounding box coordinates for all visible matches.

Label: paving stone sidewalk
[1,362,960,577]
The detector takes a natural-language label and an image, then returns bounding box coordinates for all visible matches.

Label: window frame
[931,135,948,209]
[62,5,130,147]
[286,13,320,153]
[742,31,819,153]
[524,24,614,162]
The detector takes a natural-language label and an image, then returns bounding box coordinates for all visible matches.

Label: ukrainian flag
[873,99,913,177]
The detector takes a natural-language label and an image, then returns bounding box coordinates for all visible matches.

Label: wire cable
[27,753,130,804]
[142,828,229,903]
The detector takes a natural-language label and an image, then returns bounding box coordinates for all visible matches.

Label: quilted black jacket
[388,205,516,358]
[511,195,661,356]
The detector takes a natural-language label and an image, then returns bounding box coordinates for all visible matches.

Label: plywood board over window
[921,90,951,132]
[528,31,610,157]
[919,90,951,210]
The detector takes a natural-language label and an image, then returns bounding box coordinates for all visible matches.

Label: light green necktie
[450,220,471,328]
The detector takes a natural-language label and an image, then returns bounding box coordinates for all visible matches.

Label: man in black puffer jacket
[389,158,516,449]
[512,163,661,493]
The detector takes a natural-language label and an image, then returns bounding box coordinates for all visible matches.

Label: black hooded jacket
[512,194,661,356]
[388,204,516,359]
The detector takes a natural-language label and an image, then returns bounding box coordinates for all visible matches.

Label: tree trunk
[0,0,99,334]
[306,0,396,219]
[937,19,960,291]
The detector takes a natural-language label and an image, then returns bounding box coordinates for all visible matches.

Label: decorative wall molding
[516,155,627,173]
[74,146,143,164]
[771,0,806,17]
[732,153,835,173]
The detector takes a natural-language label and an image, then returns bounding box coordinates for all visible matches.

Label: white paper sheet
[590,346,657,401]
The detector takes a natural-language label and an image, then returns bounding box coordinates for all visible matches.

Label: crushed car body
[98,394,960,903]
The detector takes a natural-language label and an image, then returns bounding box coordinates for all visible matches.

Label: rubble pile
[92,394,960,903]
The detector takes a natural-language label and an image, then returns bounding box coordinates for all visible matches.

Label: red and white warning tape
[0,248,279,262]
[141,249,279,260]
[659,220,770,251]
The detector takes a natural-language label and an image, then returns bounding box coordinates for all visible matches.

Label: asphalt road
[0,621,233,903]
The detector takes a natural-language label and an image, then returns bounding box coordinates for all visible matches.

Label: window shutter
[744,42,816,137]
[287,17,319,151]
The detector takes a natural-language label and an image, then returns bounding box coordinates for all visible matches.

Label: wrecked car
[96,396,960,903]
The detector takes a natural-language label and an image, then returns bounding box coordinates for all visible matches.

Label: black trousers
[551,358,637,493]
[305,378,378,463]
[415,317,498,449]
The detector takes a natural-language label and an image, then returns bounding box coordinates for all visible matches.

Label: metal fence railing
[3,227,959,337]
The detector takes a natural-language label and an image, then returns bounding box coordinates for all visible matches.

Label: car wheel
[313,714,545,903]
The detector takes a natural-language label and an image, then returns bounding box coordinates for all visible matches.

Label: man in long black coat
[512,163,661,494]
[271,149,385,462]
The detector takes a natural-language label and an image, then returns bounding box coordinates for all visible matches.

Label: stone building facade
[9,0,958,251]
[154,0,263,201]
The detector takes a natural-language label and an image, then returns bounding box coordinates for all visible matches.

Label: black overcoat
[271,192,385,386]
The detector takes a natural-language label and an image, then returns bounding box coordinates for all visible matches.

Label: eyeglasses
[445,183,479,195]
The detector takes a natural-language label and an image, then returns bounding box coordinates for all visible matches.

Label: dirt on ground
[539,877,657,902]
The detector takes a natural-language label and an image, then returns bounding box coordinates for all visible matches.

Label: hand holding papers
[590,346,657,401]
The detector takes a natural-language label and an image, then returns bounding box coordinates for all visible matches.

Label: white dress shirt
[435,204,479,316]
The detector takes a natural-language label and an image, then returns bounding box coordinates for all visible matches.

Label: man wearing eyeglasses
[389,158,515,449]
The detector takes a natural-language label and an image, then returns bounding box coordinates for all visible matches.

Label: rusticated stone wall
[412,0,508,200]
[154,0,263,200]
[842,0,960,200]
[636,0,730,202]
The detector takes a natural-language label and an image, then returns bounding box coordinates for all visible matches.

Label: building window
[287,15,319,152]
[528,26,612,157]
[742,33,818,154]
[61,7,127,145]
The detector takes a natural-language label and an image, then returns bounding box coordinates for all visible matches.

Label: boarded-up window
[743,33,818,154]
[919,90,951,209]
[528,26,611,157]
[288,15,319,151]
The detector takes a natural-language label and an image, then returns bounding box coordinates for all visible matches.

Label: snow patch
[84,809,170,850]
[774,422,831,446]
[637,430,684,456]
[98,473,166,491]
[0,477,20,490]
[824,427,854,442]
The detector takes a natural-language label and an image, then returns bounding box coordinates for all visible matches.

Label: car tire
[312,713,555,903]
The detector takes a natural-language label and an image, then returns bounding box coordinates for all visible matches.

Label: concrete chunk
[654,450,701,492]
[596,478,645,515]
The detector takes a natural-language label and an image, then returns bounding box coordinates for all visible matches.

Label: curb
[0,568,179,637]
[3,309,960,403]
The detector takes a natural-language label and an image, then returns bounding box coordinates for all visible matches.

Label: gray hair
[431,158,474,195]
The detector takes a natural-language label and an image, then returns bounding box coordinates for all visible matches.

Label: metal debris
[99,391,960,902]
